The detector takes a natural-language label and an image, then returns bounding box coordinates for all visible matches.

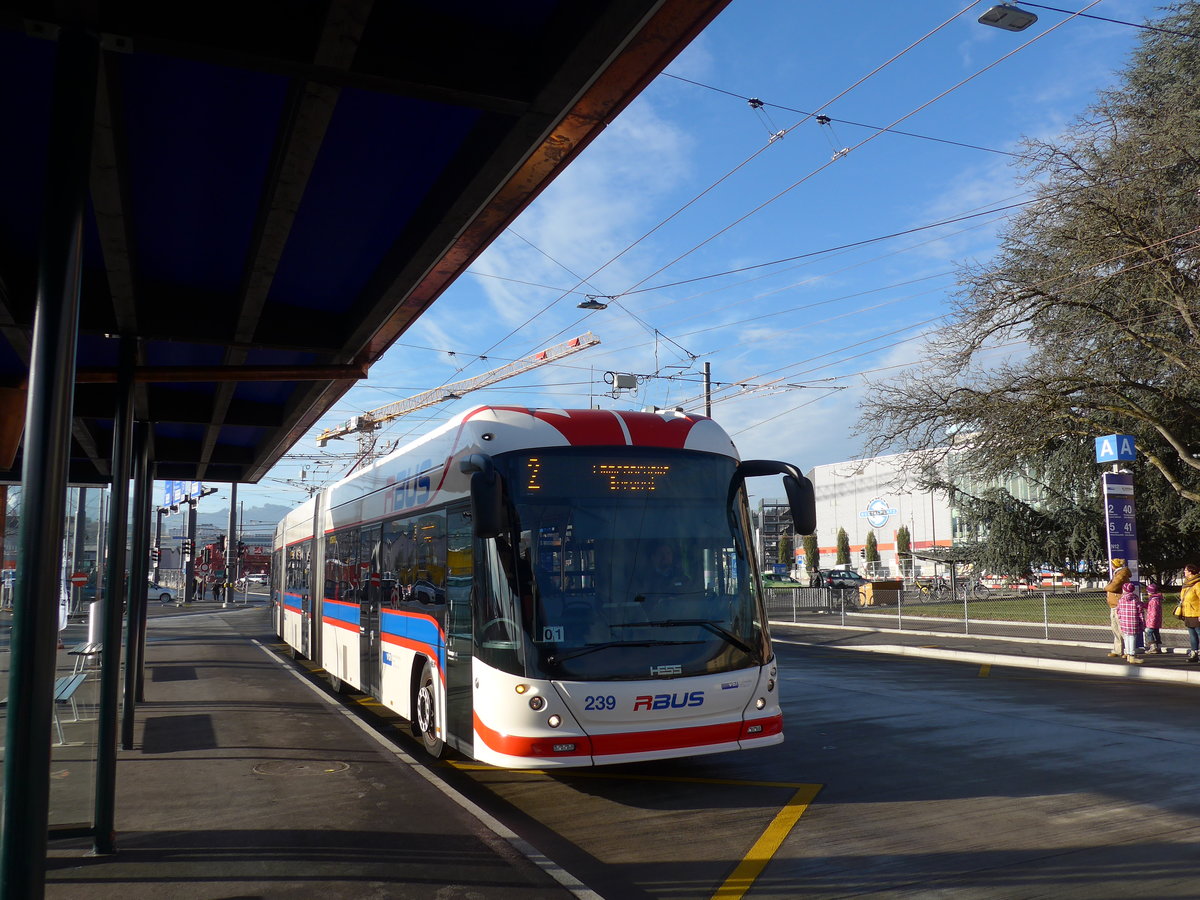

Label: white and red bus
[273,406,814,768]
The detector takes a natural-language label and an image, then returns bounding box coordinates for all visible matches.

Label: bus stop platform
[771,617,1200,687]
[43,602,577,899]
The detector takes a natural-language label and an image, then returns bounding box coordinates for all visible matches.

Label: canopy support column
[0,28,99,897]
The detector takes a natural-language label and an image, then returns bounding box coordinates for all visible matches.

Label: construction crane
[315,332,600,450]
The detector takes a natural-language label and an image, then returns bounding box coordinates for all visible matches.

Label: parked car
[245,573,269,586]
[148,581,177,604]
[762,573,800,586]
[825,570,868,590]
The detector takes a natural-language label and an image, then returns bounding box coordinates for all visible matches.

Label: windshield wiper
[548,639,702,664]
[641,619,760,659]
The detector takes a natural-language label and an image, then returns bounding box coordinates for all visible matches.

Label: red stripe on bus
[616,410,700,449]
[322,617,358,634]
[473,712,593,757]
[472,712,782,759]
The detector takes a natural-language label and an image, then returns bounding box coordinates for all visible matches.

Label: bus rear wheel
[414,660,445,758]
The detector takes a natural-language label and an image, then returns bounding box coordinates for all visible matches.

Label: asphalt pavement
[19,599,1198,897]
[42,600,581,900]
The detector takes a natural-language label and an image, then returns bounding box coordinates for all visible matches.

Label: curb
[771,621,1200,686]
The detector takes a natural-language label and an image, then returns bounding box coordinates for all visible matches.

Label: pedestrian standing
[1104,557,1132,659]
[1179,563,1200,663]
[1117,581,1145,664]
[1143,582,1164,654]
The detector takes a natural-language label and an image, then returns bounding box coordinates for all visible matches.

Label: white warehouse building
[804,451,954,578]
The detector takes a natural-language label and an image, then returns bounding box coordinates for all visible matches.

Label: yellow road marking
[448,760,822,897]
[711,783,822,900]
[978,664,991,677]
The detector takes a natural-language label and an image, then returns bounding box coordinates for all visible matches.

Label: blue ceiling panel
[142,341,225,368]
[153,422,207,442]
[118,51,288,294]
[0,1,728,486]
[233,379,302,406]
[266,89,481,312]
[218,425,267,448]
[0,31,55,262]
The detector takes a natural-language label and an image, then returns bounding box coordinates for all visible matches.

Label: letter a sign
[1094,434,1136,464]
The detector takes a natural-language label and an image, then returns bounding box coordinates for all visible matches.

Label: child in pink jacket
[1117,582,1145,664]
[1143,582,1164,654]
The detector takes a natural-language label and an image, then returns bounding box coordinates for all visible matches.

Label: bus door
[445,505,473,754]
[360,524,382,696]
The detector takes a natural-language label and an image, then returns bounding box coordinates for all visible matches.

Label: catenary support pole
[703,361,712,418]
[226,483,237,606]
[72,487,87,615]
[0,28,99,897]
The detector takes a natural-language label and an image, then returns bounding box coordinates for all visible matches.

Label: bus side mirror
[782,473,816,536]
[460,454,504,538]
[731,459,817,536]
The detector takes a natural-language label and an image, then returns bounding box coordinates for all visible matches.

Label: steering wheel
[480,616,519,639]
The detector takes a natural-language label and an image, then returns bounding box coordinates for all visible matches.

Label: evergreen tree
[777,533,794,567]
[864,531,879,564]
[803,533,819,572]
[836,528,850,566]
[896,525,912,576]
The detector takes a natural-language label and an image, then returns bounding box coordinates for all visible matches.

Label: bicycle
[917,578,951,601]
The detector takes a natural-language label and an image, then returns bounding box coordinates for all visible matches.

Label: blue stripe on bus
[322,598,360,627]
[380,609,446,677]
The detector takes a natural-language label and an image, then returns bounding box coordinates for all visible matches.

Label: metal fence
[763,585,1193,652]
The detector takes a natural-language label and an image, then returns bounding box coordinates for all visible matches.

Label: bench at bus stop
[0,671,89,745]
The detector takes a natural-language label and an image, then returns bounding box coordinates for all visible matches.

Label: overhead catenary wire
[288,0,1140,478]
[458,1,986,367]
[1018,2,1199,38]
[611,1,1106,302]
[664,72,1033,160]
[688,224,1200,415]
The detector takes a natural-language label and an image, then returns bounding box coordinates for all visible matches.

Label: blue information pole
[1096,434,1139,582]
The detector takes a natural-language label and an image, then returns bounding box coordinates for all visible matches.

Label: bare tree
[859,3,1200,508]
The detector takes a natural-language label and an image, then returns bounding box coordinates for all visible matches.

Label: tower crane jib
[316,332,600,447]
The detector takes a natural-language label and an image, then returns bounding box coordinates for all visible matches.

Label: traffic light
[858,548,865,559]
[150,546,160,566]
[237,540,246,558]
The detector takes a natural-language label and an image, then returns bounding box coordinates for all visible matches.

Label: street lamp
[978,3,1038,31]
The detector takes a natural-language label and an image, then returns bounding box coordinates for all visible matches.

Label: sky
[228,0,1157,516]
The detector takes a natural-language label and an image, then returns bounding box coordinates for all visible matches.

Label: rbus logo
[391,459,433,510]
[632,691,704,711]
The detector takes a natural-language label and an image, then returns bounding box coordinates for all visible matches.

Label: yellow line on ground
[710,783,822,900]
[978,664,991,677]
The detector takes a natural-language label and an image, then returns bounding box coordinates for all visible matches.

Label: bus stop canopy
[0,0,729,486]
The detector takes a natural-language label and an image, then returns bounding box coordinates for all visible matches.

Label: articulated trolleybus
[273,406,814,768]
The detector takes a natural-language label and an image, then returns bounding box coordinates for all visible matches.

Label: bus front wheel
[414,660,445,758]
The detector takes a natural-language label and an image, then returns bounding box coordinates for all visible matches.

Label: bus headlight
[755,697,766,710]
[529,696,546,711]
[767,678,776,692]
[547,714,562,728]
[515,683,529,694]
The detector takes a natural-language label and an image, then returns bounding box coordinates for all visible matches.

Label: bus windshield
[488,447,770,681]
